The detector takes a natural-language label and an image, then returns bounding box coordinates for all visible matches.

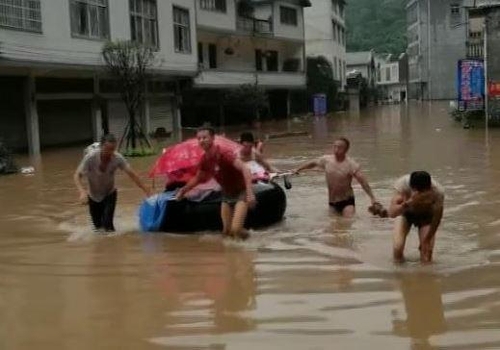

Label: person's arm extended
[427,195,444,238]
[123,167,152,197]
[388,192,407,218]
[293,159,321,173]
[255,152,279,172]
[175,170,204,200]
[353,170,376,204]
[233,158,256,207]
[73,169,88,204]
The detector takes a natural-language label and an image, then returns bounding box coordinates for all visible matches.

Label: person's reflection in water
[392,272,447,350]
[156,239,257,335]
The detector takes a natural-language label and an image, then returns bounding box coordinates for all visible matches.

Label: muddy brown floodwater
[1,102,500,350]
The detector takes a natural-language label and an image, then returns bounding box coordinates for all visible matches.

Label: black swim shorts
[329,196,355,214]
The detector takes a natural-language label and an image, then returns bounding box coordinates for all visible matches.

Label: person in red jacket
[176,126,256,239]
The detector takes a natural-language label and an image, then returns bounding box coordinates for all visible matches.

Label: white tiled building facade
[304,0,346,89]
[0,0,309,154]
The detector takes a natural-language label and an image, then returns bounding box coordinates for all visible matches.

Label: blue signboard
[313,93,327,116]
[457,59,484,111]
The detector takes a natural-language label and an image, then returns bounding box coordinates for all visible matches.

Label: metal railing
[236,16,272,35]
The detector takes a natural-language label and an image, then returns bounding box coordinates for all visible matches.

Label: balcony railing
[236,16,273,35]
[467,41,484,59]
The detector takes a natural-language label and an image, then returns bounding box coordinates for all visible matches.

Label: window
[451,4,460,15]
[208,43,217,69]
[450,3,461,25]
[280,6,297,26]
[333,57,337,79]
[198,42,203,64]
[266,50,278,71]
[255,49,263,71]
[70,0,109,39]
[0,0,42,32]
[385,67,391,82]
[339,1,344,18]
[200,0,226,13]
[407,2,418,26]
[173,6,191,53]
[130,0,158,47]
[332,21,337,41]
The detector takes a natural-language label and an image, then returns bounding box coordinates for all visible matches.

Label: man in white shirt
[74,134,151,232]
[388,171,445,263]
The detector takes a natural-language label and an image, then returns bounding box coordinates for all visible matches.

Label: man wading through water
[389,171,445,263]
[293,137,378,217]
[175,126,256,239]
[74,134,151,232]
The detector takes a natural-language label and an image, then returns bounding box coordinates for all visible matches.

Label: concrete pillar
[171,95,182,142]
[141,98,151,135]
[91,75,102,141]
[141,82,151,135]
[286,90,292,132]
[24,75,40,156]
[91,100,103,142]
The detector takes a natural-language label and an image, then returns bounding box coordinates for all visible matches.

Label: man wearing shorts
[176,126,255,239]
[293,137,378,217]
[388,171,445,263]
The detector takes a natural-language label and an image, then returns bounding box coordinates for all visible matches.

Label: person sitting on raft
[238,132,278,181]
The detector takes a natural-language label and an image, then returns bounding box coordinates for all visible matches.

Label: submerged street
[1,102,500,349]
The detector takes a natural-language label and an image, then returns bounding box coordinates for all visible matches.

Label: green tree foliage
[224,83,269,121]
[346,0,407,55]
[102,41,155,156]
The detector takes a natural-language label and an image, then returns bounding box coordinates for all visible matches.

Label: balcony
[236,16,273,35]
[467,41,484,59]
[194,70,305,89]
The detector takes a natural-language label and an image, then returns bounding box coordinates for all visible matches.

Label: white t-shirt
[393,174,445,198]
[77,150,129,202]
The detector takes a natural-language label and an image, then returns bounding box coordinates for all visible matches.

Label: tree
[346,0,406,55]
[102,41,155,155]
[224,83,268,122]
[307,56,339,112]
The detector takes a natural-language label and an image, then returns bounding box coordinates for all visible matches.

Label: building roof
[346,51,373,66]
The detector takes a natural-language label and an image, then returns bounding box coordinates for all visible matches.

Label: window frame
[173,5,191,54]
[199,0,226,13]
[130,0,159,48]
[69,0,110,40]
[0,0,43,33]
[280,5,297,27]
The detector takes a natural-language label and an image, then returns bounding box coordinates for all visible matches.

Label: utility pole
[427,0,432,100]
[484,14,489,129]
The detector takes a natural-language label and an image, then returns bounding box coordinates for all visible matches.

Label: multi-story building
[304,0,346,89]
[346,50,376,87]
[185,0,310,126]
[0,0,198,154]
[377,53,408,102]
[406,0,467,100]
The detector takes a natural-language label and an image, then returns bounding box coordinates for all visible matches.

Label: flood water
[1,102,500,349]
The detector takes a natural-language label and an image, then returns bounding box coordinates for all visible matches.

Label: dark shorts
[222,190,246,206]
[329,196,355,214]
[403,210,433,228]
[88,190,117,232]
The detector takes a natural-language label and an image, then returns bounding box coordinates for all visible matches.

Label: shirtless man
[175,126,256,239]
[293,137,377,217]
[388,171,445,263]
